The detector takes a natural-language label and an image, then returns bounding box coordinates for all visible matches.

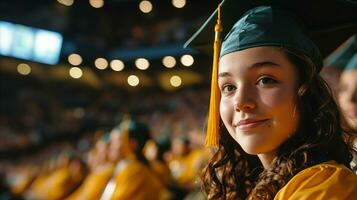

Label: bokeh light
[162,56,176,68]
[127,75,140,86]
[110,59,125,71]
[135,58,150,70]
[68,53,82,66]
[170,75,182,87]
[172,0,186,8]
[89,0,104,8]
[57,0,74,6]
[180,54,194,67]
[69,67,83,79]
[95,58,108,70]
[139,1,153,13]
[17,63,31,75]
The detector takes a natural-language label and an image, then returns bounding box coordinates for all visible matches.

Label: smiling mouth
[234,119,269,131]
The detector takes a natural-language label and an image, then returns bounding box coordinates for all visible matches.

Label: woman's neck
[258,150,277,169]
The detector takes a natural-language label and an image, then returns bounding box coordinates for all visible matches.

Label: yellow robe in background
[109,159,165,200]
[171,148,210,185]
[28,167,84,200]
[10,170,35,195]
[66,163,114,200]
[275,161,357,200]
[25,173,49,199]
[150,160,172,186]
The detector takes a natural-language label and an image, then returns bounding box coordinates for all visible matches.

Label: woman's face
[108,130,126,162]
[219,47,299,156]
[338,69,357,131]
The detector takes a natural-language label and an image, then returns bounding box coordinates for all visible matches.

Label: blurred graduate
[99,118,167,200]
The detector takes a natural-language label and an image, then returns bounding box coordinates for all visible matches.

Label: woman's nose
[233,86,256,112]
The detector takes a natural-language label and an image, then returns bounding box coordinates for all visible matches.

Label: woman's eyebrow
[218,61,280,79]
[249,61,280,70]
[218,72,231,79]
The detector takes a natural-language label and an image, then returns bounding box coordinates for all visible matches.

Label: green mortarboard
[156,134,171,152]
[119,119,151,145]
[324,34,357,69]
[346,53,357,70]
[220,5,323,70]
[185,0,357,63]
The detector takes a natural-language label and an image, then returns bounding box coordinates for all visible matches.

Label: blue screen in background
[0,21,63,65]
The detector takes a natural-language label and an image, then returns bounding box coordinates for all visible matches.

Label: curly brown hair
[201,47,356,200]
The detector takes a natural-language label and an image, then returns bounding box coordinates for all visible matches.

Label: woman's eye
[257,77,278,86]
[221,84,236,93]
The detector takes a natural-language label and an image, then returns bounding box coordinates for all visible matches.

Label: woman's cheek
[259,87,293,107]
[220,98,234,126]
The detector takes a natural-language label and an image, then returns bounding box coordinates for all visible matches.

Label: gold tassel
[205,4,223,147]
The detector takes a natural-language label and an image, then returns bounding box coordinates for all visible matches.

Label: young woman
[185,1,357,199]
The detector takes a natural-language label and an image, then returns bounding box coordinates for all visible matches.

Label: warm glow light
[162,56,176,68]
[17,63,31,75]
[68,53,82,66]
[127,75,140,86]
[180,54,194,67]
[69,67,83,79]
[95,58,108,70]
[172,0,186,8]
[110,59,125,71]
[139,1,153,13]
[170,75,182,87]
[57,0,74,6]
[89,0,104,8]
[135,58,150,70]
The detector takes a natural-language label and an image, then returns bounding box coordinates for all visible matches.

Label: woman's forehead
[219,47,290,70]
[340,69,357,84]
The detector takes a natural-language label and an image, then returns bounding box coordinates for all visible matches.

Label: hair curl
[202,47,356,200]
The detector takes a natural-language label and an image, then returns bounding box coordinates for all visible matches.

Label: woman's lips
[234,119,269,131]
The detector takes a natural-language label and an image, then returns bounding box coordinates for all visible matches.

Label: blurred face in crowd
[219,47,299,166]
[69,159,86,178]
[339,69,357,131]
[171,137,190,156]
[95,140,108,164]
[144,140,158,161]
[87,150,99,170]
[108,130,126,162]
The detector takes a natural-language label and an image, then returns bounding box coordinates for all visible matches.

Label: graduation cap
[324,34,357,70]
[346,52,357,70]
[119,117,151,148]
[184,0,357,146]
[185,0,357,57]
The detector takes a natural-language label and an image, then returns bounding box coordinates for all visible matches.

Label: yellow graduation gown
[150,160,173,186]
[9,169,35,195]
[25,173,49,199]
[66,163,114,200]
[109,159,165,200]
[275,161,357,200]
[29,167,84,200]
[170,148,210,185]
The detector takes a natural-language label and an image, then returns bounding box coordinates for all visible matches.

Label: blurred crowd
[1,117,211,200]
[0,71,212,199]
